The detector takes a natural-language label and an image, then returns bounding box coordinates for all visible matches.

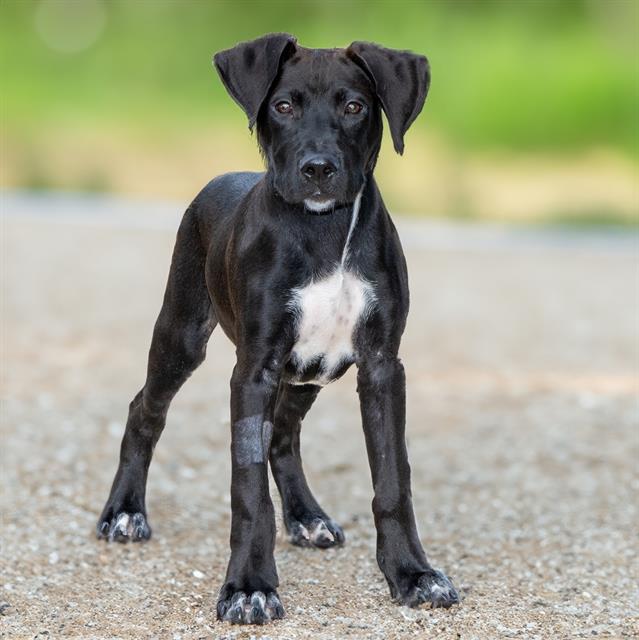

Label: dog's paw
[401,569,460,609]
[96,511,151,543]
[288,516,344,549]
[217,590,285,625]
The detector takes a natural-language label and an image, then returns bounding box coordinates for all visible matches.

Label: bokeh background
[3,3,639,637]
[2,0,638,223]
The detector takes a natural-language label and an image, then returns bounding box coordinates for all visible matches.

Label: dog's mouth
[302,188,339,213]
[303,197,336,213]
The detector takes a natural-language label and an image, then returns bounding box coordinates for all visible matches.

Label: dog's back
[192,171,264,244]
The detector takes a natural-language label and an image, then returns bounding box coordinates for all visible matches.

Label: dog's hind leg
[97,207,215,542]
[269,383,345,548]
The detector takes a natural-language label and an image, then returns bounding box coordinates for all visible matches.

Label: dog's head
[214,34,430,212]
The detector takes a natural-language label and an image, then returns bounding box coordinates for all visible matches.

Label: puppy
[97,33,459,625]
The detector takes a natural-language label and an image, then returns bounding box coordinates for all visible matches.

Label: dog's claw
[226,591,247,624]
[266,592,285,618]
[248,592,268,625]
[217,589,284,625]
[311,519,335,546]
[289,521,310,545]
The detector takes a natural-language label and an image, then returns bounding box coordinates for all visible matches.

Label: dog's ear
[347,42,430,155]
[214,33,297,130]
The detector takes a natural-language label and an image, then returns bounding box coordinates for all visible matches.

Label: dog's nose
[300,157,337,186]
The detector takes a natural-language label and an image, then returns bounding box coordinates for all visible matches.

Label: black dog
[97,33,459,624]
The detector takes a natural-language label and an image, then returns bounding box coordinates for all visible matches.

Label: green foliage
[2,0,638,155]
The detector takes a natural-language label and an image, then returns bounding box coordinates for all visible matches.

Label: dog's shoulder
[190,171,265,241]
[196,171,264,212]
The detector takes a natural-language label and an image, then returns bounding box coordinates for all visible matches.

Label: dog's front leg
[216,360,285,625]
[357,353,459,609]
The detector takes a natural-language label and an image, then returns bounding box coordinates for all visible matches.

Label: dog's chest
[288,270,374,385]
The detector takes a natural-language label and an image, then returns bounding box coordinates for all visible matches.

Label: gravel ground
[2,193,638,639]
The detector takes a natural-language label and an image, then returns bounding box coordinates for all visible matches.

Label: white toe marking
[250,591,266,608]
[310,520,334,544]
[291,523,310,542]
[430,583,448,595]
[114,513,130,532]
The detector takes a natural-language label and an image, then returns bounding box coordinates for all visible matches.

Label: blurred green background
[2,0,638,222]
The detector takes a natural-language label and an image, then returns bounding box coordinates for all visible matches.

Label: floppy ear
[347,42,430,155]
[214,33,297,129]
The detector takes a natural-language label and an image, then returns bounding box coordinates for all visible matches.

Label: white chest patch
[289,269,374,384]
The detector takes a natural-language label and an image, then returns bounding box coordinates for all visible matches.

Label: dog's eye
[274,101,293,114]
[345,101,363,115]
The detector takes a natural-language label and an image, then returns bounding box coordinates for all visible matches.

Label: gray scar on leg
[233,415,273,466]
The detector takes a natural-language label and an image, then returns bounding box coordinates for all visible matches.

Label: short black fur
[97,33,458,625]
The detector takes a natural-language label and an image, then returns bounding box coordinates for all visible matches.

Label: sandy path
[2,193,638,639]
